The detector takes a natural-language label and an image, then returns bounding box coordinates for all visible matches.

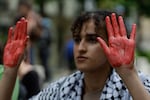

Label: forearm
[117,67,150,100]
[0,67,18,100]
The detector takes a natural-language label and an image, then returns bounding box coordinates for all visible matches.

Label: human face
[73,19,108,72]
[18,5,29,16]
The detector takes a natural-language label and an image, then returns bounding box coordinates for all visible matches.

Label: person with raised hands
[1,10,150,100]
[0,17,28,100]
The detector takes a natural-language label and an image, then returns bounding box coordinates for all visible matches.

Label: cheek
[90,46,107,64]
[73,44,81,57]
[73,45,76,56]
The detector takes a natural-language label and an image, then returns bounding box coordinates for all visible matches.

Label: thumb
[97,37,109,54]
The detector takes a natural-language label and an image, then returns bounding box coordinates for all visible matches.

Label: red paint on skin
[97,13,136,68]
[3,18,28,67]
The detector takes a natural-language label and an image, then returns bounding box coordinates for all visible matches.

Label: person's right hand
[3,18,28,68]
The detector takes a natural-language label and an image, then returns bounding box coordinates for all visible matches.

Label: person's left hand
[97,13,136,68]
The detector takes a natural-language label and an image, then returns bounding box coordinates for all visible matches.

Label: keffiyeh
[30,70,150,100]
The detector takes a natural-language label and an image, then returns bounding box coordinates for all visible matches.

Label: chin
[76,63,87,70]
[76,64,94,72]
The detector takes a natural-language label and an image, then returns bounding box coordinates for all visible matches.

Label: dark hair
[71,10,118,40]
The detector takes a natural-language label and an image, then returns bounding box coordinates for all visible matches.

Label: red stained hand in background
[3,18,28,68]
[97,13,136,67]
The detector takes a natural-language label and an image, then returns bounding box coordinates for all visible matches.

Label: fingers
[14,21,21,40]
[7,27,13,43]
[105,16,114,38]
[23,36,29,47]
[130,24,136,40]
[118,16,127,37]
[18,18,27,39]
[14,17,28,40]
[106,13,128,38]
[97,37,109,54]
[20,18,28,40]
[17,19,23,39]
[111,13,120,37]
[21,18,28,47]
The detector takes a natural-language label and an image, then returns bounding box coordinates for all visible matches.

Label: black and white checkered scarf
[30,70,150,100]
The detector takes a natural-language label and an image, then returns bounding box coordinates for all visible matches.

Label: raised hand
[97,13,136,68]
[3,18,28,68]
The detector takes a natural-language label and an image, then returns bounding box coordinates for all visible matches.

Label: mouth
[76,56,88,62]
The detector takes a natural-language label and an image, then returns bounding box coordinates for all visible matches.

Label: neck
[83,63,112,93]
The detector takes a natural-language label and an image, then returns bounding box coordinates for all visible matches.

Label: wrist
[116,64,137,78]
[4,67,18,77]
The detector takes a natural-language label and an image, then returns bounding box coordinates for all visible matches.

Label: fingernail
[112,13,116,16]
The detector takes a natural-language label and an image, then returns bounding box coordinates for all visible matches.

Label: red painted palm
[3,18,28,67]
[97,13,136,67]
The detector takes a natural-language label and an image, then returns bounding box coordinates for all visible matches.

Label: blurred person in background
[64,34,76,72]
[1,10,150,100]
[18,52,41,99]
[14,1,43,98]
[16,0,52,81]
[37,14,52,82]
[15,0,42,65]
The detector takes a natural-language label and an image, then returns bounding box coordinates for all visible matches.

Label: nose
[78,40,87,53]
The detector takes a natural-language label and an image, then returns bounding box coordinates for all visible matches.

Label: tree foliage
[97,0,150,16]
[137,0,150,16]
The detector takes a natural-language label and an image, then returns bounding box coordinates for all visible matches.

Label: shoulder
[102,70,150,99]
[138,71,150,93]
[112,70,150,91]
[30,71,83,99]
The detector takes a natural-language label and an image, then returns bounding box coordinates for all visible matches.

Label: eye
[86,36,98,44]
[73,37,81,44]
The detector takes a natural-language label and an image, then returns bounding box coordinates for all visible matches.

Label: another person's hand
[97,13,136,68]
[3,18,28,68]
